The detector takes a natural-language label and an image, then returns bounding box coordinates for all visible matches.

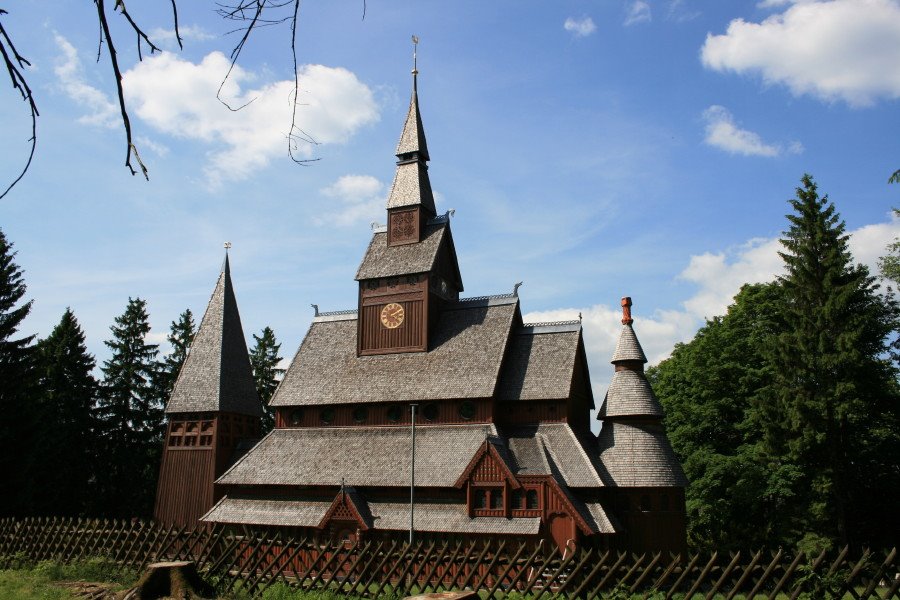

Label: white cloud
[53,34,119,128]
[624,1,652,25]
[701,0,900,106]
[564,16,597,37]
[702,105,783,157]
[757,0,794,7]
[135,136,170,157]
[149,25,215,49]
[666,0,701,22]
[121,51,380,186]
[524,212,900,418]
[317,174,385,227]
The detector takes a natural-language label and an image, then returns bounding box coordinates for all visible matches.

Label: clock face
[380,302,405,329]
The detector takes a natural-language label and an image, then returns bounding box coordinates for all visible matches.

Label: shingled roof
[270,297,518,406]
[369,501,540,534]
[395,83,429,160]
[355,222,458,282]
[599,369,664,419]
[611,324,647,364]
[496,324,582,401]
[217,424,498,488]
[165,255,263,417]
[594,421,687,487]
[201,496,331,527]
[501,423,604,488]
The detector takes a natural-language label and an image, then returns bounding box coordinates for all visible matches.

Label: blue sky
[2,0,899,416]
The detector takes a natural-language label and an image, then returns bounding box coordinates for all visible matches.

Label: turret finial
[621,297,634,325]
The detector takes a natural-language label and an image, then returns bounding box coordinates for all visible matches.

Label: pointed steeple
[386,36,436,216]
[165,251,263,417]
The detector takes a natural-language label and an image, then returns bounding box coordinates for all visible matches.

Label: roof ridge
[522,319,581,327]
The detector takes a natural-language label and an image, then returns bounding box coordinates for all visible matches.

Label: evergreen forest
[0,174,897,553]
[0,236,284,519]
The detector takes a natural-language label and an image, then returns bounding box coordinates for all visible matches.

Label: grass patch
[0,558,137,600]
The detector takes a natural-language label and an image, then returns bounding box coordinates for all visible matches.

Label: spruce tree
[249,326,284,433]
[0,228,36,516]
[157,309,195,402]
[96,297,162,518]
[773,175,900,550]
[34,309,99,516]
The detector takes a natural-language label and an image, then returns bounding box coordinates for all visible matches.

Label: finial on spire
[224,241,232,252]
[311,303,319,317]
[513,281,523,296]
[621,297,634,325]
[411,35,420,92]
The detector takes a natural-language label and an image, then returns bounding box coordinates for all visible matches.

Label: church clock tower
[355,43,463,356]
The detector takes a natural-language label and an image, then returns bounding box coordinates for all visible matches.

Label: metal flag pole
[410,403,417,545]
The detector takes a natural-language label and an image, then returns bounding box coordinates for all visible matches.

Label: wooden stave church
[154,64,688,554]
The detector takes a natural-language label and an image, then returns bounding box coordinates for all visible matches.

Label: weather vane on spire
[412,35,419,75]
[224,241,232,251]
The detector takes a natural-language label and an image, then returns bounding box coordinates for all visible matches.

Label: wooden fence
[0,517,897,599]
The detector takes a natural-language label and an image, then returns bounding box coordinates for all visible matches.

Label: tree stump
[120,561,215,600]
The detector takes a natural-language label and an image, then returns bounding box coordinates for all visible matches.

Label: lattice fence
[0,517,897,599]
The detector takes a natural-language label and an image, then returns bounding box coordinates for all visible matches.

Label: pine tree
[0,228,37,516]
[157,309,195,402]
[249,326,284,433]
[96,297,162,518]
[773,174,900,550]
[34,308,99,516]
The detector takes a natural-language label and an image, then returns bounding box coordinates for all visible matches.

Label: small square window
[490,489,503,510]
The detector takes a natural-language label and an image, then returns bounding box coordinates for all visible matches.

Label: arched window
[422,403,439,422]
[386,404,402,423]
[352,406,368,423]
[320,408,335,425]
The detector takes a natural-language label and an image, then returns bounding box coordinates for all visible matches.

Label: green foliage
[889,169,900,184]
[877,209,900,285]
[32,309,99,516]
[157,308,196,402]
[250,326,285,432]
[652,175,900,551]
[0,228,37,517]
[95,297,163,518]
[773,174,900,547]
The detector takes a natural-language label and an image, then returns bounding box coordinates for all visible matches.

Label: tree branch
[0,10,39,200]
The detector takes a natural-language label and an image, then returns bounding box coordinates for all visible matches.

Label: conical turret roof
[611,325,647,363]
[600,370,664,419]
[165,254,263,417]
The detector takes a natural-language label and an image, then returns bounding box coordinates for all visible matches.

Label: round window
[320,408,335,425]
[459,401,476,421]
[352,406,368,423]
[422,403,439,422]
[386,404,402,423]
[289,408,303,426]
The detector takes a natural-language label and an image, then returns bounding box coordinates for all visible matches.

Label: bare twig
[287,0,320,164]
[94,0,148,180]
[0,9,39,200]
[169,0,184,50]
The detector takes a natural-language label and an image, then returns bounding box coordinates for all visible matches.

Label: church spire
[386,35,436,220]
[165,248,263,417]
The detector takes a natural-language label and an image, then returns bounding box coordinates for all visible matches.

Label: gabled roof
[594,421,688,488]
[599,369,664,419]
[216,424,498,488]
[270,297,518,406]
[611,324,647,364]
[165,255,263,417]
[501,423,604,488]
[355,222,460,286]
[496,323,585,401]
